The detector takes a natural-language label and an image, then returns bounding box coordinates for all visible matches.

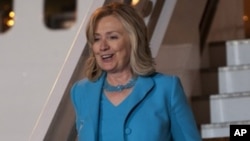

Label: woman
[71,2,202,141]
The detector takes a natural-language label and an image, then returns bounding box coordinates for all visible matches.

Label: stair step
[210,92,250,123]
[218,64,250,93]
[201,120,250,139]
[226,39,250,66]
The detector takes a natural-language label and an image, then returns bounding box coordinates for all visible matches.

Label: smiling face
[92,15,132,74]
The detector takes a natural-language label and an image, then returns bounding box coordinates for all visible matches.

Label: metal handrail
[199,0,219,53]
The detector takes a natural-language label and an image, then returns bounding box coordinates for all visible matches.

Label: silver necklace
[103,77,137,92]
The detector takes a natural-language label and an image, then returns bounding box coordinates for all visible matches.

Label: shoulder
[70,78,93,107]
[150,72,186,108]
[151,72,180,85]
[71,78,91,93]
[149,72,184,98]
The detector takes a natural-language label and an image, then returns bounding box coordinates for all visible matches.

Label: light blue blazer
[71,72,202,141]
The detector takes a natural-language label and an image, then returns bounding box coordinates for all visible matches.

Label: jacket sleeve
[70,82,81,133]
[169,76,202,141]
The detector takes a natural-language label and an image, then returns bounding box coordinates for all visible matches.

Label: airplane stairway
[201,39,250,140]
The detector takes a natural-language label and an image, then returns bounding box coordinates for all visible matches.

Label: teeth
[102,54,112,59]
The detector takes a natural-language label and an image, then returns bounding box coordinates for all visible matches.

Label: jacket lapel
[124,75,155,118]
[85,73,106,141]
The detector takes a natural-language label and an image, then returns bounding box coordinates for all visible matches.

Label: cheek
[92,46,99,54]
[125,46,132,57]
[91,48,100,60]
[118,49,131,64]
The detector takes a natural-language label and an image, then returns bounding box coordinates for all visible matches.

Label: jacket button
[125,128,132,135]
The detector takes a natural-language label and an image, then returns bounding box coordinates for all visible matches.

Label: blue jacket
[71,72,202,141]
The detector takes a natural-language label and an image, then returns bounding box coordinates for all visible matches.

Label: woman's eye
[109,36,118,40]
[94,38,100,42]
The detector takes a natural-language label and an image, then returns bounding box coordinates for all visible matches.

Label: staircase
[201,39,250,139]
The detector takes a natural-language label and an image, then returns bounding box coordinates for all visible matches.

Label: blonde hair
[85,2,155,81]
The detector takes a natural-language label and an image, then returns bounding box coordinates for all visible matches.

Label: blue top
[71,72,202,141]
[99,93,132,141]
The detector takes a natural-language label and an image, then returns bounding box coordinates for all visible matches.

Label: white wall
[0,0,103,140]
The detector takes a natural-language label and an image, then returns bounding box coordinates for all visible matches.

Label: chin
[99,63,114,70]
[100,66,115,72]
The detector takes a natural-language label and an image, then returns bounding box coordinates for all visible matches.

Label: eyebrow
[94,31,122,36]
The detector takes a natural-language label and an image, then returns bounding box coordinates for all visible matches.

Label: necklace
[103,77,137,92]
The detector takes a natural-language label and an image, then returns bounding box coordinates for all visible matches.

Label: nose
[100,39,109,51]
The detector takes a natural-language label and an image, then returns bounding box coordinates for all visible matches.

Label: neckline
[103,86,134,107]
[103,77,137,92]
